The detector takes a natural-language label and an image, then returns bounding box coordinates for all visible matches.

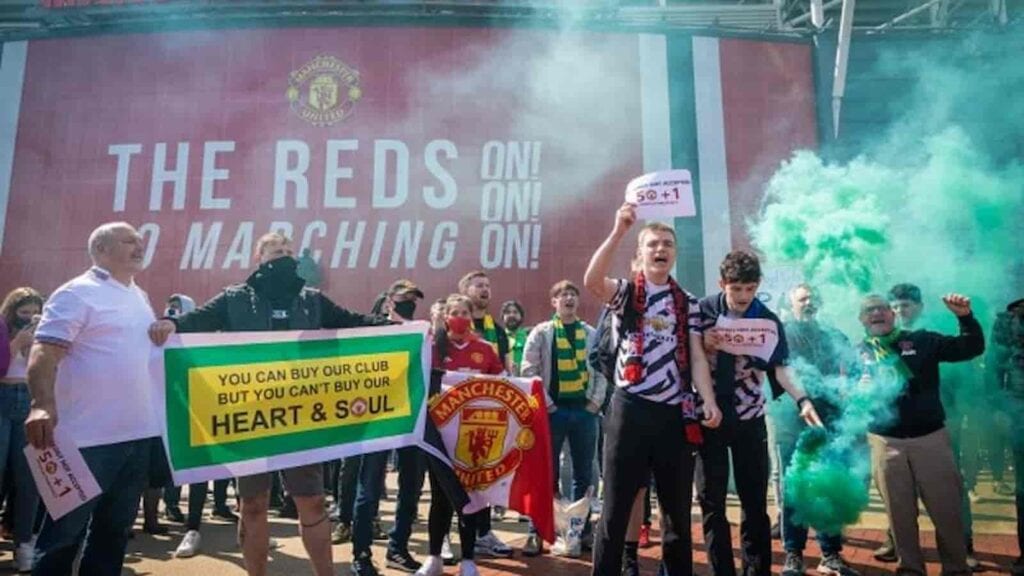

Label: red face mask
[446,316,472,336]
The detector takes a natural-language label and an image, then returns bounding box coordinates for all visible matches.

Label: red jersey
[437,337,505,375]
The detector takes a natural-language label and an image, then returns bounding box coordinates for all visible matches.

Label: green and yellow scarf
[478,314,500,354]
[864,330,913,380]
[554,315,588,398]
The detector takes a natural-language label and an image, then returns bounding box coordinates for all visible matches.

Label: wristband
[796,396,811,408]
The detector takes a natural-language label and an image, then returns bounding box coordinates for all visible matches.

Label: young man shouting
[584,202,722,576]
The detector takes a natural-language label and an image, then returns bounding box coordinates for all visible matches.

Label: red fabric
[506,378,555,543]
[441,339,505,375]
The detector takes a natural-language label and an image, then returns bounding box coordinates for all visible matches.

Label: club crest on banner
[456,407,508,468]
[286,54,362,127]
[429,376,538,491]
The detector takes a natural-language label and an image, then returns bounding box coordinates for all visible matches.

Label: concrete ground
[0,472,1017,575]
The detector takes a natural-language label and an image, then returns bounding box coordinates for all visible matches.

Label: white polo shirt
[35,267,161,448]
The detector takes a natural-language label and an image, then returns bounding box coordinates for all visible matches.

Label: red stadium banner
[1,28,645,322]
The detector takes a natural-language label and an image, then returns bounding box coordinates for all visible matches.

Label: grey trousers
[869,428,969,576]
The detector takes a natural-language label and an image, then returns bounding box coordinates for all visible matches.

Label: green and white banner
[153,322,431,485]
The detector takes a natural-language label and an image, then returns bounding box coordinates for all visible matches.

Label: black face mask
[247,256,305,305]
[11,317,31,330]
[393,300,417,320]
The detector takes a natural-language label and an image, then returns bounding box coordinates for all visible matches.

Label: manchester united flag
[421,371,555,543]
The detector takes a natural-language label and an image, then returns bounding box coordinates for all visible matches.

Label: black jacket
[862,314,985,438]
[174,283,387,333]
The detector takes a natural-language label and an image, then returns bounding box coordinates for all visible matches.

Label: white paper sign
[25,428,102,520]
[713,316,780,362]
[625,169,696,220]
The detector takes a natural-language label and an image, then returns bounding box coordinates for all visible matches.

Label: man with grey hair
[858,292,983,576]
[26,221,163,575]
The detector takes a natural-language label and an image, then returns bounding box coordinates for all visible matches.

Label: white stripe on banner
[639,34,672,173]
[0,41,28,257]
[692,36,731,296]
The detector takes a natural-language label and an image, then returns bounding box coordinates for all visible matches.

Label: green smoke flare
[753,30,1024,534]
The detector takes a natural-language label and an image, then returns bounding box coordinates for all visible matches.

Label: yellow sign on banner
[187,352,411,446]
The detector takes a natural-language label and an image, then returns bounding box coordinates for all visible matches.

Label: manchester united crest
[429,376,538,491]
[455,407,508,469]
[287,54,362,127]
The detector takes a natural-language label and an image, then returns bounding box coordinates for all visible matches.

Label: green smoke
[784,428,866,535]
[778,358,906,534]
[753,29,1024,534]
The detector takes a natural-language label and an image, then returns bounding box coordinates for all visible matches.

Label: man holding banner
[26,222,162,576]
[583,203,722,576]
[148,232,390,576]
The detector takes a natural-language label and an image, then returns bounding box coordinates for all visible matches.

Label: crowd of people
[0,206,1020,576]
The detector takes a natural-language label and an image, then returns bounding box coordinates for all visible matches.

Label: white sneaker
[15,542,34,573]
[175,530,202,558]
[440,534,455,564]
[415,555,444,576]
[551,534,583,558]
[458,559,480,576]
[474,531,512,558]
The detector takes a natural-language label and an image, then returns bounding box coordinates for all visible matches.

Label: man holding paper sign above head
[147,232,390,576]
[25,222,160,576]
[583,201,721,576]
[696,250,822,576]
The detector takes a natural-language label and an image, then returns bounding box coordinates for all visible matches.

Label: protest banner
[625,169,696,220]
[155,322,430,485]
[713,316,780,362]
[24,428,102,521]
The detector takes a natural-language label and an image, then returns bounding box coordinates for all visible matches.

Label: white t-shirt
[35,267,161,448]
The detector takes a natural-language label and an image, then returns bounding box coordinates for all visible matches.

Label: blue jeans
[0,383,40,544]
[351,451,389,557]
[549,405,598,500]
[773,436,842,554]
[33,437,155,576]
[387,447,425,555]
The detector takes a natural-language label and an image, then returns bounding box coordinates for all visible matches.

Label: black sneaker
[782,551,805,576]
[873,532,897,563]
[143,521,169,535]
[385,549,421,573]
[164,505,185,523]
[211,506,239,522]
[621,555,640,576]
[351,553,380,576]
[332,522,352,544]
[817,553,860,576]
